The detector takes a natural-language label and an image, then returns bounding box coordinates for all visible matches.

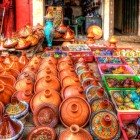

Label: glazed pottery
[4,37,17,48]
[59,124,93,140]
[61,85,86,99]
[90,98,114,112]
[63,26,74,40]
[42,56,57,65]
[36,69,57,81]
[0,115,24,140]
[27,126,56,140]
[90,110,120,140]
[30,89,61,112]
[44,19,54,48]
[79,71,93,82]
[86,85,107,102]
[15,78,34,93]
[15,38,31,50]
[61,76,81,89]
[12,90,33,103]
[5,97,29,119]
[0,84,15,105]
[33,103,58,127]
[0,74,16,86]
[57,60,73,71]
[19,51,29,67]
[59,68,76,81]
[59,97,91,127]
[0,68,19,78]
[0,102,4,122]
[35,76,60,93]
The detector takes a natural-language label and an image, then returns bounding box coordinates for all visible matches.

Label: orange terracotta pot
[30,89,62,112]
[0,101,4,122]
[58,56,72,64]
[54,30,62,39]
[57,60,73,72]
[62,76,81,89]
[0,74,16,86]
[17,72,35,81]
[56,22,67,33]
[41,56,57,65]
[3,55,13,66]
[59,97,91,127]
[10,57,22,72]
[22,65,38,74]
[61,85,86,100]
[35,76,60,93]
[0,57,5,69]
[15,78,34,93]
[26,35,39,46]
[19,51,29,67]
[63,27,75,40]
[59,124,93,140]
[4,37,18,48]
[0,84,15,105]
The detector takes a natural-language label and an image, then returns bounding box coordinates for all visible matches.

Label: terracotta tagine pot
[61,85,86,100]
[0,84,15,105]
[29,55,42,64]
[0,114,24,140]
[59,96,91,127]
[90,98,114,112]
[30,89,62,112]
[33,103,58,127]
[17,72,35,81]
[35,76,60,93]
[5,97,29,119]
[86,86,107,102]
[27,58,41,69]
[59,124,93,140]
[12,90,33,103]
[90,110,120,140]
[10,57,22,72]
[61,76,81,89]
[63,26,75,40]
[0,58,5,69]
[56,22,67,34]
[26,35,39,46]
[3,54,12,66]
[15,38,31,50]
[57,60,73,72]
[0,101,4,122]
[15,78,34,93]
[62,41,71,47]
[19,51,29,67]
[58,55,72,64]
[36,69,58,81]
[27,126,56,140]
[0,74,16,86]
[22,65,38,74]
[42,55,58,65]
[86,37,95,45]
[39,60,57,71]
[59,68,76,81]
[4,37,18,48]
[0,68,19,78]
[54,30,62,39]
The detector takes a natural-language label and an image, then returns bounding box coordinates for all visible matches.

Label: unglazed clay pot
[30,89,62,112]
[35,76,60,93]
[0,114,24,140]
[26,35,39,46]
[42,56,58,65]
[0,101,4,122]
[3,54,13,66]
[61,76,81,89]
[59,124,93,140]
[22,65,38,74]
[57,60,73,72]
[90,110,120,140]
[19,51,29,67]
[59,68,76,81]
[29,55,42,65]
[90,98,114,112]
[33,103,58,127]
[0,74,16,86]
[54,30,62,39]
[36,69,58,81]
[5,97,29,119]
[17,72,35,81]
[15,78,34,93]
[10,57,22,72]
[12,90,33,103]
[56,22,67,33]
[61,85,86,100]
[58,56,72,64]
[63,26,75,40]
[0,84,15,105]
[0,58,5,69]
[0,68,19,78]
[59,97,91,127]
[27,126,56,140]
[39,60,57,71]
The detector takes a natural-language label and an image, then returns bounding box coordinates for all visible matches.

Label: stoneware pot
[33,103,58,127]
[59,96,91,127]
[35,76,60,93]
[27,126,56,140]
[59,124,93,140]
[30,89,62,112]
[90,110,120,140]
